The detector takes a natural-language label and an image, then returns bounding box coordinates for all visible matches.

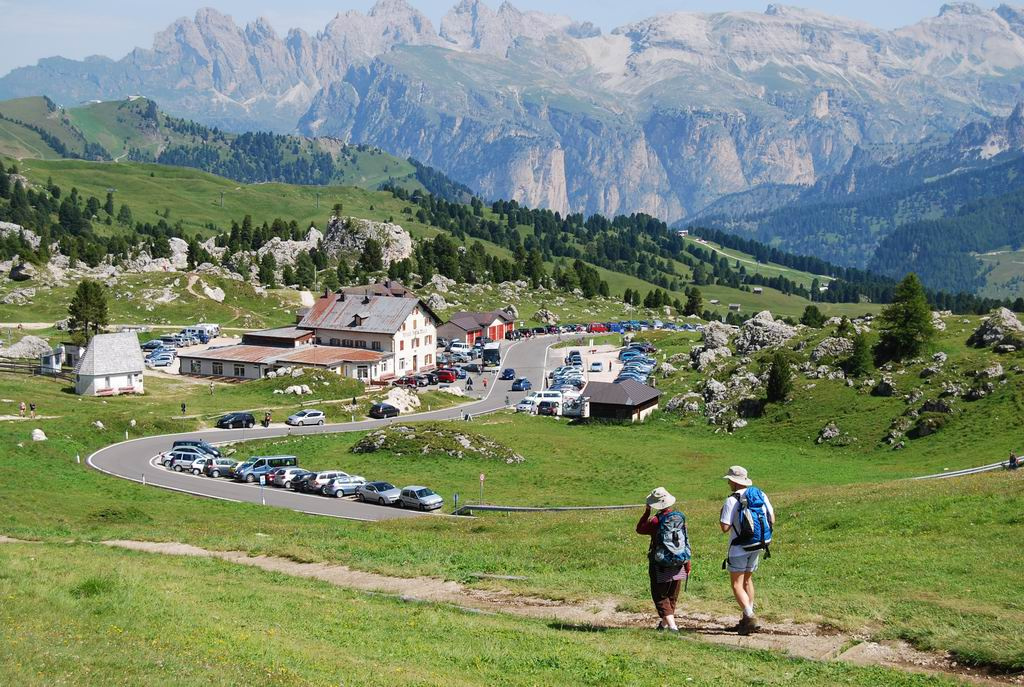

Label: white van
[528,390,564,414]
[449,341,472,355]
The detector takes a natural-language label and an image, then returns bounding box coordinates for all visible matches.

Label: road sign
[259,475,266,486]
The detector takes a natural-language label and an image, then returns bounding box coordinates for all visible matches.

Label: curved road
[88,336,559,522]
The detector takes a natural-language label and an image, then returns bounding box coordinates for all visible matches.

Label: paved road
[88,336,558,522]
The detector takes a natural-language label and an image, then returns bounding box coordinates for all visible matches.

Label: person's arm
[636,505,657,534]
[719,497,735,533]
[764,493,776,527]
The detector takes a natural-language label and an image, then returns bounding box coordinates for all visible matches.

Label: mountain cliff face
[5,2,1024,220]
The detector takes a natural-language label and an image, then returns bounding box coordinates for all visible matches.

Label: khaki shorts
[727,550,761,573]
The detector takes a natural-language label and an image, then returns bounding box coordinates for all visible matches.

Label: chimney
[338,292,346,302]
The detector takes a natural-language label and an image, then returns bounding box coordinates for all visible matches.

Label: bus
[482,342,501,368]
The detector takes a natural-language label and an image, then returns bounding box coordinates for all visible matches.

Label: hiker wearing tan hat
[636,487,691,631]
[719,465,775,635]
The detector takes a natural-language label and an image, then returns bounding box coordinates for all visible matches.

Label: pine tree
[281,264,296,286]
[258,253,277,287]
[321,268,340,292]
[875,273,935,362]
[684,287,703,316]
[845,332,873,377]
[67,279,109,343]
[359,238,384,272]
[336,260,351,285]
[104,192,115,215]
[800,304,825,327]
[295,252,316,289]
[765,350,793,403]
[0,170,8,199]
[116,203,133,227]
[623,288,633,305]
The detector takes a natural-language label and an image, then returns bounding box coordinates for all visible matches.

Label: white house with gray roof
[74,332,145,396]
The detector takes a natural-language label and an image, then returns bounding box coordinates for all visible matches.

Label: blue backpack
[651,510,691,566]
[731,486,773,553]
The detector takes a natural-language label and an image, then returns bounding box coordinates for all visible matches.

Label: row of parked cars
[159,440,443,510]
[615,342,658,385]
[142,324,221,368]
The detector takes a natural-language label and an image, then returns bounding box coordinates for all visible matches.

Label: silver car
[356,481,401,505]
[398,486,443,511]
[273,467,308,489]
[286,409,325,426]
[165,447,206,471]
[323,474,366,497]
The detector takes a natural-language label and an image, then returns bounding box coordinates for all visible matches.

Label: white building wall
[76,371,144,396]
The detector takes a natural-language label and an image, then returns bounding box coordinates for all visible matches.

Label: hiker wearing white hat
[636,487,692,631]
[719,466,775,635]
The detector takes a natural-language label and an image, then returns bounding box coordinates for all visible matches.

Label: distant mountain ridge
[6,2,1024,220]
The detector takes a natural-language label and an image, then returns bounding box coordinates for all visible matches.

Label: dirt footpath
[95,539,1017,685]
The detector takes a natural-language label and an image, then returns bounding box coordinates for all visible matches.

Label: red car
[587,323,609,333]
[394,375,419,387]
[437,369,458,383]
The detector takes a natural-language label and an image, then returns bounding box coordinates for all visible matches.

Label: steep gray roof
[75,332,144,377]
[583,380,660,406]
[299,293,438,334]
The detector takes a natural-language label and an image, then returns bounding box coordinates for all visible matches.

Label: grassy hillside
[0,312,1022,670]
[0,96,424,191]
[2,156,874,323]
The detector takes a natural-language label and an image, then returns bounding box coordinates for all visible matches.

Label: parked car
[289,471,319,493]
[419,372,439,385]
[216,412,256,429]
[398,486,443,511]
[323,474,367,497]
[171,439,221,458]
[537,400,560,416]
[412,374,432,387]
[203,457,238,478]
[515,398,538,414]
[393,375,420,387]
[511,378,532,391]
[141,340,165,352]
[233,455,297,483]
[166,447,208,471]
[436,368,458,383]
[499,368,516,380]
[273,467,310,489]
[356,481,402,505]
[286,409,325,426]
[293,470,360,495]
[146,354,175,368]
[589,361,603,372]
[369,403,400,419]
[462,363,483,374]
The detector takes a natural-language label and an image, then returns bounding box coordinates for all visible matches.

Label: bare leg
[743,574,755,611]
[730,572,751,611]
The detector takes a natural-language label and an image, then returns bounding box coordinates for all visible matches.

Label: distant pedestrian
[19,401,25,418]
[29,402,36,419]
[719,466,774,636]
[505,394,511,407]
[608,361,612,372]
[1010,451,1020,470]
[208,382,215,395]
[483,377,488,389]
[636,487,690,632]
[180,403,187,416]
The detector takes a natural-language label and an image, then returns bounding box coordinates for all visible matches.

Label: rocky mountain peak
[939,2,984,17]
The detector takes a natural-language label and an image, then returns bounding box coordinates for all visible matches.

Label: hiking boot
[730,616,756,635]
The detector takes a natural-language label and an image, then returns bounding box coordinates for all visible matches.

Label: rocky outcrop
[255,227,323,269]
[702,321,736,349]
[0,222,41,250]
[426,293,448,311]
[968,308,1024,348]
[735,311,796,354]
[9,260,37,282]
[2,287,35,305]
[322,216,412,267]
[817,422,840,444]
[0,335,52,359]
[533,309,559,325]
[811,337,854,362]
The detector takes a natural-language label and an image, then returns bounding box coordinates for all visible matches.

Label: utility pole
[315,192,320,210]
[220,191,224,208]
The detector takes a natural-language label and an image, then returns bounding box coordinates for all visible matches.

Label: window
[357,365,369,379]
[425,354,432,365]
[233,364,245,377]
[330,338,340,346]
[212,362,223,376]
[371,341,381,351]
[355,340,367,349]
[190,360,201,374]
[426,335,432,345]
[399,358,406,370]
[399,340,405,351]
[413,338,420,348]
[413,319,418,330]
[402,322,406,331]
[342,339,353,347]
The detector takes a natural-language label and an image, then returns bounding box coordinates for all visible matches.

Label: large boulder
[426,293,448,311]
[502,304,519,320]
[0,335,52,359]
[31,428,47,441]
[691,345,731,371]
[1,287,35,305]
[428,274,456,293]
[168,237,189,270]
[735,311,797,354]
[384,386,421,414]
[201,283,226,303]
[703,379,728,402]
[968,308,1024,348]
[9,260,37,282]
[533,308,559,325]
[322,216,413,267]
[702,321,736,349]
[811,337,854,361]
[255,226,324,270]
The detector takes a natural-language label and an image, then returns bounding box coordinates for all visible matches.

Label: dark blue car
[499,368,516,380]
[511,378,532,391]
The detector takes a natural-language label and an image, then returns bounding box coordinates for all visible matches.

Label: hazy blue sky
[0,1,999,77]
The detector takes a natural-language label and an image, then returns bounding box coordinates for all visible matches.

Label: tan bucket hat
[722,465,752,487]
[645,486,676,510]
